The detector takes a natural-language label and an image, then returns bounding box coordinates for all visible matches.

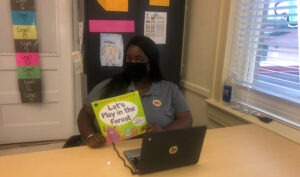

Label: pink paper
[89,20,135,32]
[16,52,39,66]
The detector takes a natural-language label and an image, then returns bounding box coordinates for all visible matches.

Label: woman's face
[124,45,151,81]
[125,45,149,63]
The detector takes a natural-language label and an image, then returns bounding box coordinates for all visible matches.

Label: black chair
[62,135,84,148]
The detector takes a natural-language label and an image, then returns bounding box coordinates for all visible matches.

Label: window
[226,0,299,128]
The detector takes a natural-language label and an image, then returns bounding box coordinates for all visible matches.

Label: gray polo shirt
[85,79,190,131]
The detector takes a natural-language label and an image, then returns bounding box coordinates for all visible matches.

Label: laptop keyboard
[129,156,141,167]
[125,148,142,170]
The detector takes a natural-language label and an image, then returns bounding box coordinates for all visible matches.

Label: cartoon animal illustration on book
[124,127,138,139]
[103,126,120,143]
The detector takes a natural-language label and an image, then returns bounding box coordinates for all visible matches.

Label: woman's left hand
[145,123,163,133]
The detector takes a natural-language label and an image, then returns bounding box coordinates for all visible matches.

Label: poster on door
[10,0,42,103]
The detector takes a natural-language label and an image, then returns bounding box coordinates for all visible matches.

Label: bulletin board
[84,0,186,92]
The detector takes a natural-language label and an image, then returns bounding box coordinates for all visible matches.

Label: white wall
[181,0,231,128]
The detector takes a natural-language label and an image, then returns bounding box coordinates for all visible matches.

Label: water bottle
[223,75,233,103]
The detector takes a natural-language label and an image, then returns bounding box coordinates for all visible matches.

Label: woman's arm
[146,111,193,132]
[165,111,193,130]
[77,104,106,148]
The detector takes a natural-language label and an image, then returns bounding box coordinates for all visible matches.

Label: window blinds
[227,0,299,128]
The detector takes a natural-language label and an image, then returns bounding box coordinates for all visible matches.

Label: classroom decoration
[85,0,186,92]
[97,0,128,12]
[144,11,167,44]
[100,33,124,66]
[10,0,42,103]
[150,0,170,7]
[91,91,147,143]
[89,20,135,32]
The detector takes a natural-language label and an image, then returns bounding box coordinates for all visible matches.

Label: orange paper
[150,0,170,7]
[97,0,128,12]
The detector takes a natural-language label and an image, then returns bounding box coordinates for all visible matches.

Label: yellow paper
[13,25,37,40]
[97,0,128,12]
[150,0,170,7]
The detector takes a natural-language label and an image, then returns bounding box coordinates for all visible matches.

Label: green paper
[17,66,40,79]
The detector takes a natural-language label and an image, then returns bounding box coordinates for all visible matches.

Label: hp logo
[169,146,178,154]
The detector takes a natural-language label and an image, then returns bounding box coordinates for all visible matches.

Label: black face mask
[124,62,148,81]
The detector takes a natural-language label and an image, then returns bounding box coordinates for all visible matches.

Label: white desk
[1,124,299,177]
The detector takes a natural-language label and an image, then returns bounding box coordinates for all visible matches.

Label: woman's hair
[99,35,163,99]
[124,35,163,81]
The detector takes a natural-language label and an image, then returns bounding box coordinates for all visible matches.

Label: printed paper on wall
[100,33,124,67]
[144,11,167,44]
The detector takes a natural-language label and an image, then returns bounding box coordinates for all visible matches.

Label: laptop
[123,126,207,174]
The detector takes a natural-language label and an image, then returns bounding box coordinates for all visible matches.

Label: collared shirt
[85,79,190,131]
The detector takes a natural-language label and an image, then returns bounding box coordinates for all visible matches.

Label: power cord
[112,142,138,175]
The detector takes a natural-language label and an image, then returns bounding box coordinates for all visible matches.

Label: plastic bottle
[223,75,234,103]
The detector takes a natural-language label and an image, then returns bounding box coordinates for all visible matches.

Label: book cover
[91,91,147,143]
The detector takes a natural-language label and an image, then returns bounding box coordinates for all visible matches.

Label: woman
[77,35,193,148]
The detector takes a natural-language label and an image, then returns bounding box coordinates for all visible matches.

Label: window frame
[228,0,300,127]
[208,0,300,143]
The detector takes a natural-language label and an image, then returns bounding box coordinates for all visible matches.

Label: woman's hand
[145,123,163,133]
[86,133,106,148]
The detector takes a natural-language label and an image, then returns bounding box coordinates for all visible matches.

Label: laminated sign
[10,0,42,103]
[91,91,147,143]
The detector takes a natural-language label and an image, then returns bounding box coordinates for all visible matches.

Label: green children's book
[91,91,147,143]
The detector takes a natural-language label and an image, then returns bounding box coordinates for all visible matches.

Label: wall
[181,0,231,128]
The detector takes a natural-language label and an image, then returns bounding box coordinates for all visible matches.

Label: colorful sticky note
[89,20,134,32]
[14,39,39,52]
[17,66,41,79]
[13,25,37,39]
[150,0,170,7]
[12,11,36,25]
[97,0,128,12]
[18,79,42,103]
[11,0,35,11]
[16,52,39,66]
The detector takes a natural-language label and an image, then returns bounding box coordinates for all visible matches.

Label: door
[0,0,75,144]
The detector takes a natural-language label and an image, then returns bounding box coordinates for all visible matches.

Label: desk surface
[1,124,299,177]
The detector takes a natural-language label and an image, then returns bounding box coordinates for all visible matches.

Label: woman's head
[124,35,163,82]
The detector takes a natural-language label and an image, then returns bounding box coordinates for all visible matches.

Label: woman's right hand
[86,133,106,148]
